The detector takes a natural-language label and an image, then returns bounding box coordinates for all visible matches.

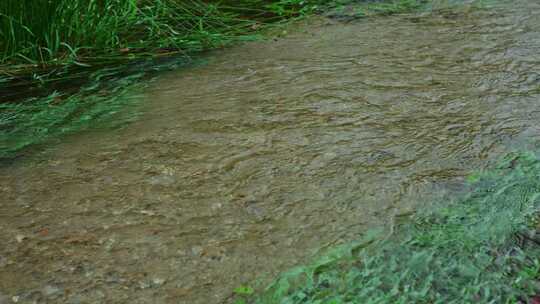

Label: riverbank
[0,0,427,78]
[0,0,428,160]
[247,152,540,303]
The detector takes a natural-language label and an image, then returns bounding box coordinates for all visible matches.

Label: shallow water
[1,1,540,303]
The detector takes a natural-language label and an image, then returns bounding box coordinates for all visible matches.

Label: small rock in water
[152,277,166,287]
[191,246,203,256]
[148,175,176,186]
[245,204,265,220]
[211,203,223,210]
[15,234,26,243]
[43,285,61,297]
[138,280,152,289]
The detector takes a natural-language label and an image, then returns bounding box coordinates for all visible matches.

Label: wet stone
[151,277,166,287]
[105,272,121,284]
[42,285,62,297]
[148,175,176,186]
[138,280,151,289]
[191,246,203,256]
[245,204,266,221]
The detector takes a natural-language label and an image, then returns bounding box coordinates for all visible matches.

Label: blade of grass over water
[0,56,196,160]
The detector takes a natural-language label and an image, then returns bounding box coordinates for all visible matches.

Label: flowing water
[2,1,540,303]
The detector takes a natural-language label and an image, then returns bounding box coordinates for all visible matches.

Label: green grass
[0,0,318,69]
[0,0,434,69]
[0,0,432,159]
[1,0,222,64]
[0,0,317,159]
[240,152,540,303]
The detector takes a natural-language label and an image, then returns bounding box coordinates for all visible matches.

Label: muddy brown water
[2,1,540,303]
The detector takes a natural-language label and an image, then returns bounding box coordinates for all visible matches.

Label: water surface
[1,1,540,303]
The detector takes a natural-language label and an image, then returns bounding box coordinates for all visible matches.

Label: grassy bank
[0,0,431,70]
[0,0,429,159]
[238,152,540,303]
[0,0,313,70]
[0,0,312,159]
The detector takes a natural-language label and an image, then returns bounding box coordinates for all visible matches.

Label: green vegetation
[0,0,431,69]
[0,0,309,159]
[243,152,540,303]
[0,70,144,159]
[0,57,198,159]
[0,0,316,68]
[0,0,430,159]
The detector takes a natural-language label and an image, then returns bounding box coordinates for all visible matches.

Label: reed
[0,0,286,66]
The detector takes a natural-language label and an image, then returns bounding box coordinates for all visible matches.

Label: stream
[1,0,540,303]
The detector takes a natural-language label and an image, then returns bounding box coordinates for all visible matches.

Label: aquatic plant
[249,152,540,303]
